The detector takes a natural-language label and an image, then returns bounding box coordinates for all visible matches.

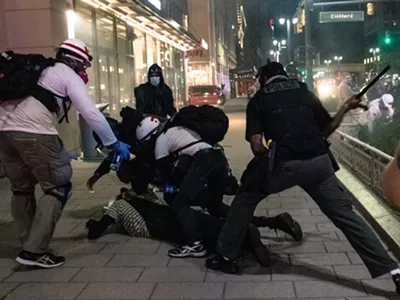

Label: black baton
[356,65,391,110]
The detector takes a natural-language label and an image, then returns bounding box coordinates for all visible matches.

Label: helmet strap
[59,55,85,73]
[138,125,160,142]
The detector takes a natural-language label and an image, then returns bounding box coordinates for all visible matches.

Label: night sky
[243,0,365,64]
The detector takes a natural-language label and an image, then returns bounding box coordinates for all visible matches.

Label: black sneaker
[16,250,65,269]
[393,274,400,295]
[247,225,271,267]
[205,254,239,274]
[168,241,207,258]
[271,213,303,242]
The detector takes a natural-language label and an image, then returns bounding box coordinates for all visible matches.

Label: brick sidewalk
[0,110,398,299]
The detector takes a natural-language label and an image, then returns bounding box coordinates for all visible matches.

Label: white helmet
[136,116,161,141]
[57,38,93,67]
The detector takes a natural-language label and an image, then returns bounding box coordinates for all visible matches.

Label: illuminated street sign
[319,11,364,23]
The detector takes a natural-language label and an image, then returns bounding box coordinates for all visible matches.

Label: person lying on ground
[86,188,303,262]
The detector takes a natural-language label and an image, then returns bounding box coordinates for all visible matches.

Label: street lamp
[270,50,274,55]
[271,39,286,62]
[370,48,379,54]
[369,48,380,71]
[334,56,343,62]
[278,17,298,62]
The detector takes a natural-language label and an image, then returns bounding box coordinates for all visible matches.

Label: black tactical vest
[257,79,328,160]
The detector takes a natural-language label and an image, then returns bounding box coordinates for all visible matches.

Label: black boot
[270,213,303,242]
[251,216,274,227]
[86,215,115,240]
[205,254,240,274]
[246,225,271,267]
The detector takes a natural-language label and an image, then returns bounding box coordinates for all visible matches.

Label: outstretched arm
[66,73,117,146]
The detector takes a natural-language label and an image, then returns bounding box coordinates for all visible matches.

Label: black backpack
[169,105,229,145]
[0,51,71,122]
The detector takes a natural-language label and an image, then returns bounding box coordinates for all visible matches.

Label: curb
[336,163,400,260]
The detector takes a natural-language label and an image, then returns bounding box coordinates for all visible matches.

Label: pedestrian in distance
[134,64,177,118]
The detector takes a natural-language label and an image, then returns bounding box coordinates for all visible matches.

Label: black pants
[217,154,398,278]
[130,197,225,252]
[168,148,228,244]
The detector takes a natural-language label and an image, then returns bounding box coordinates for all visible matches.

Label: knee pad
[44,182,72,208]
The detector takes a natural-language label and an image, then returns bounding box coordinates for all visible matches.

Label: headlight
[317,83,333,98]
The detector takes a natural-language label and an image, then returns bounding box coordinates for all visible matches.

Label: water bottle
[165,184,176,194]
[164,183,177,203]
[110,154,122,171]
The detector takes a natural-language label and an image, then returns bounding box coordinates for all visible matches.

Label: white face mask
[150,77,161,86]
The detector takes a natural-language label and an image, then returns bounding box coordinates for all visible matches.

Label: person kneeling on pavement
[86,188,290,266]
[205,61,400,295]
[135,113,302,260]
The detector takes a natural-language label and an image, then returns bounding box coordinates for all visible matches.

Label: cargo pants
[0,131,72,254]
[217,154,398,278]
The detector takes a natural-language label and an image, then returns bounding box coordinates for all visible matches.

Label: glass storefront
[187,63,211,86]
[74,1,187,118]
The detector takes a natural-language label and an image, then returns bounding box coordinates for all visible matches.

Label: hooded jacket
[134,64,177,118]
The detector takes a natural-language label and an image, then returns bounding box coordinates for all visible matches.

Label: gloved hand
[109,141,131,160]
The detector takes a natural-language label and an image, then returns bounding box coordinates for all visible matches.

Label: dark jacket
[134,64,177,118]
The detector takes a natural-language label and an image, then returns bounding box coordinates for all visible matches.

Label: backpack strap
[58,100,72,124]
[169,140,203,160]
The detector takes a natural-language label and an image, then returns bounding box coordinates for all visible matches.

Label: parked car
[188,85,224,108]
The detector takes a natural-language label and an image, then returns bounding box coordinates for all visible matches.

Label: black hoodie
[134,64,177,118]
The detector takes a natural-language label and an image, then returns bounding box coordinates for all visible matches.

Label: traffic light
[296,22,303,33]
[384,31,392,44]
[367,2,374,16]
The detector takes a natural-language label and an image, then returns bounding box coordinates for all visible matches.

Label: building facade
[364,1,400,74]
[186,0,237,98]
[0,0,199,153]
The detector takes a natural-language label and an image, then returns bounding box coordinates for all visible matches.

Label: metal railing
[330,130,393,199]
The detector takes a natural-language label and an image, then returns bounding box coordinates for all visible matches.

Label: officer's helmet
[259,61,287,86]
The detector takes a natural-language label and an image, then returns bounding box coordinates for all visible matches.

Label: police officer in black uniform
[205,61,400,294]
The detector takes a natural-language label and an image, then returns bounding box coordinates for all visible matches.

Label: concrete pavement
[0,99,399,299]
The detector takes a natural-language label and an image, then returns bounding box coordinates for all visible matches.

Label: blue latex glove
[111,141,131,160]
